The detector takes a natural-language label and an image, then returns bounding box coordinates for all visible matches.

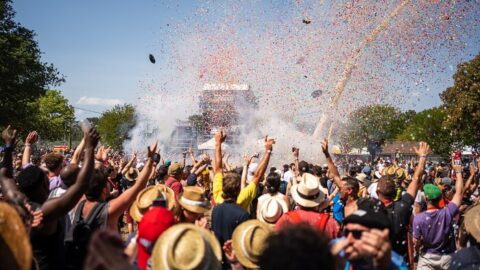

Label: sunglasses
[343,229,363,239]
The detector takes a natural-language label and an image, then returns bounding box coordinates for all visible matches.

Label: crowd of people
[0,124,479,270]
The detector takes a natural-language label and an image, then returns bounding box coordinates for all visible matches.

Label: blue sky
[12,1,480,120]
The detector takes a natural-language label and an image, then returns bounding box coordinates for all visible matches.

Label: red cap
[136,207,175,270]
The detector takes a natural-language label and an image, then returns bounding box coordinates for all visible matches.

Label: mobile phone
[152,153,161,164]
[79,119,92,133]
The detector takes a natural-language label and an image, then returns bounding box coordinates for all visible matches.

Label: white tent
[198,137,229,150]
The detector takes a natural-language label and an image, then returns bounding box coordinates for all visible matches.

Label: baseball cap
[164,159,171,167]
[137,207,175,270]
[423,184,442,200]
[343,198,391,230]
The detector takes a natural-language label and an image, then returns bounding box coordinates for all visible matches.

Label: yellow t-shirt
[213,173,257,212]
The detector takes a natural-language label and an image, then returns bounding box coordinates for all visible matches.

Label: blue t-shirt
[332,193,345,224]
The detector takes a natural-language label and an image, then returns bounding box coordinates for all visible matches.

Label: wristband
[266,150,272,154]
[455,170,462,174]
[419,155,427,158]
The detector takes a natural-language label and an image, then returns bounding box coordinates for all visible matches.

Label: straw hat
[257,196,288,225]
[232,220,272,269]
[0,202,32,270]
[151,223,221,270]
[178,186,211,214]
[130,185,175,222]
[125,168,139,182]
[464,203,480,242]
[291,173,325,208]
[356,173,367,183]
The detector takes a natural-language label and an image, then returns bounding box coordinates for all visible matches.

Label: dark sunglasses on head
[343,229,363,239]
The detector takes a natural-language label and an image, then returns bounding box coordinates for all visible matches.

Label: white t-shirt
[283,170,294,183]
[368,182,378,199]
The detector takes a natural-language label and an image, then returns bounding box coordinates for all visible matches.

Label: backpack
[64,200,107,270]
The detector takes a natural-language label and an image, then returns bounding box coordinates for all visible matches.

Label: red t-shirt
[275,210,340,239]
[165,177,183,197]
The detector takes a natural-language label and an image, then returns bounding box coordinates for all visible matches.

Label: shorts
[417,253,452,270]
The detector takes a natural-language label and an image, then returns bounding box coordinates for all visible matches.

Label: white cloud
[77,96,124,106]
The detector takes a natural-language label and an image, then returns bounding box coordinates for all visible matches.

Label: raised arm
[451,162,464,207]
[22,131,38,167]
[1,125,17,178]
[41,128,100,223]
[241,154,252,189]
[214,129,226,174]
[70,138,85,165]
[251,136,275,185]
[321,139,344,189]
[108,142,157,219]
[188,147,197,166]
[406,142,430,198]
[463,163,478,197]
[121,153,137,175]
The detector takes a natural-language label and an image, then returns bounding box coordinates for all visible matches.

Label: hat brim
[0,202,32,270]
[178,198,211,215]
[257,197,289,225]
[464,204,480,242]
[129,185,176,222]
[291,184,323,208]
[152,224,221,270]
[232,220,271,269]
[129,200,143,223]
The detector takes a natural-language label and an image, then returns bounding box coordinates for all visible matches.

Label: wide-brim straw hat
[125,168,139,182]
[232,220,272,269]
[151,223,221,270]
[130,184,175,222]
[291,173,325,208]
[0,202,32,270]
[178,186,211,214]
[464,203,480,242]
[257,196,288,225]
[356,173,367,183]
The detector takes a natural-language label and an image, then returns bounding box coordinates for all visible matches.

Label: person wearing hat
[412,161,465,270]
[136,201,175,270]
[376,142,430,260]
[256,172,289,226]
[450,203,480,270]
[175,186,211,228]
[275,172,340,239]
[222,220,272,270]
[331,198,409,270]
[151,223,222,270]
[165,162,184,197]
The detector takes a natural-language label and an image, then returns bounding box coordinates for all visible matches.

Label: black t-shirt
[386,192,414,257]
[211,201,250,270]
[449,245,480,270]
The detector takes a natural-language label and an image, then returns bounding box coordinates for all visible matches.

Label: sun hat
[356,173,367,183]
[178,186,211,214]
[291,173,325,208]
[137,207,175,270]
[423,183,442,200]
[168,162,183,176]
[151,223,221,270]
[232,220,272,269]
[125,168,139,182]
[130,185,175,222]
[247,163,258,182]
[257,196,288,225]
[0,202,32,270]
[464,203,480,242]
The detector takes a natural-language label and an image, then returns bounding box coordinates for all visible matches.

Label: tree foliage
[30,90,75,141]
[342,105,406,156]
[396,107,453,157]
[96,104,136,150]
[440,53,480,149]
[0,0,64,131]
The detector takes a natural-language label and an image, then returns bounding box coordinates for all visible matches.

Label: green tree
[344,105,405,156]
[30,90,75,141]
[396,107,453,157]
[97,104,136,150]
[440,54,480,149]
[0,1,64,131]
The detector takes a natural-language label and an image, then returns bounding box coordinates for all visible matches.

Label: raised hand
[147,141,158,158]
[25,131,39,145]
[214,128,227,144]
[414,142,431,157]
[265,136,275,151]
[84,128,101,149]
[469,162,478,176]
[321,139,329,155]
[101,147,111,161]
[2,125,17,145]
